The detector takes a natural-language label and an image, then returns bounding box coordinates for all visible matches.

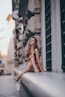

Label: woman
[15,36,44,81]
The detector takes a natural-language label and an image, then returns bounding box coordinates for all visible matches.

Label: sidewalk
[0,75,20,97]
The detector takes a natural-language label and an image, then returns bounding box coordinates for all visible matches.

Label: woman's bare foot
[44,69,47,72]
[42,68,47,72]
[15,74,21,81]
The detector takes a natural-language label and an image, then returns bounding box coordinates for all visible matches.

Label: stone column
[41,0,46,69]
[51,0,62,72]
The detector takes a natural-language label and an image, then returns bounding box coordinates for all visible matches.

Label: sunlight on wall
[0,0,15,57]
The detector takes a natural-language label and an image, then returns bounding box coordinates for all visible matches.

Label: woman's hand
[25,52,34,62]
[29,55,33,59]
[25,57,29,61]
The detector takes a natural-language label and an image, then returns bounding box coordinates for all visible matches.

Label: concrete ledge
[20,72,65,97]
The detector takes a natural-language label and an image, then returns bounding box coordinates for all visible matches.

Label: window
[60,0,65,72]
[45,0,52,71]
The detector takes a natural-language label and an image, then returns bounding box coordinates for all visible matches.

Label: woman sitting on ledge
[15,36,45,81]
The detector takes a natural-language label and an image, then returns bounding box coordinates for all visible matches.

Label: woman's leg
[15,61,33,81]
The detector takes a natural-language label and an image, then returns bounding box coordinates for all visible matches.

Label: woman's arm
[25,54,33,62]
[34,49,44,72]
[25,57,30,61]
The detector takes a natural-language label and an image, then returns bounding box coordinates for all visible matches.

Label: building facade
[41,0,65,72]
[12,0,24,66]
[13,0,65,72]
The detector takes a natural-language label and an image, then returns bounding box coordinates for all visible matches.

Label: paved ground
[0,75,20,97]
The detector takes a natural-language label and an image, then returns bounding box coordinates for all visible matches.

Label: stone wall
[23,0,42,57]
